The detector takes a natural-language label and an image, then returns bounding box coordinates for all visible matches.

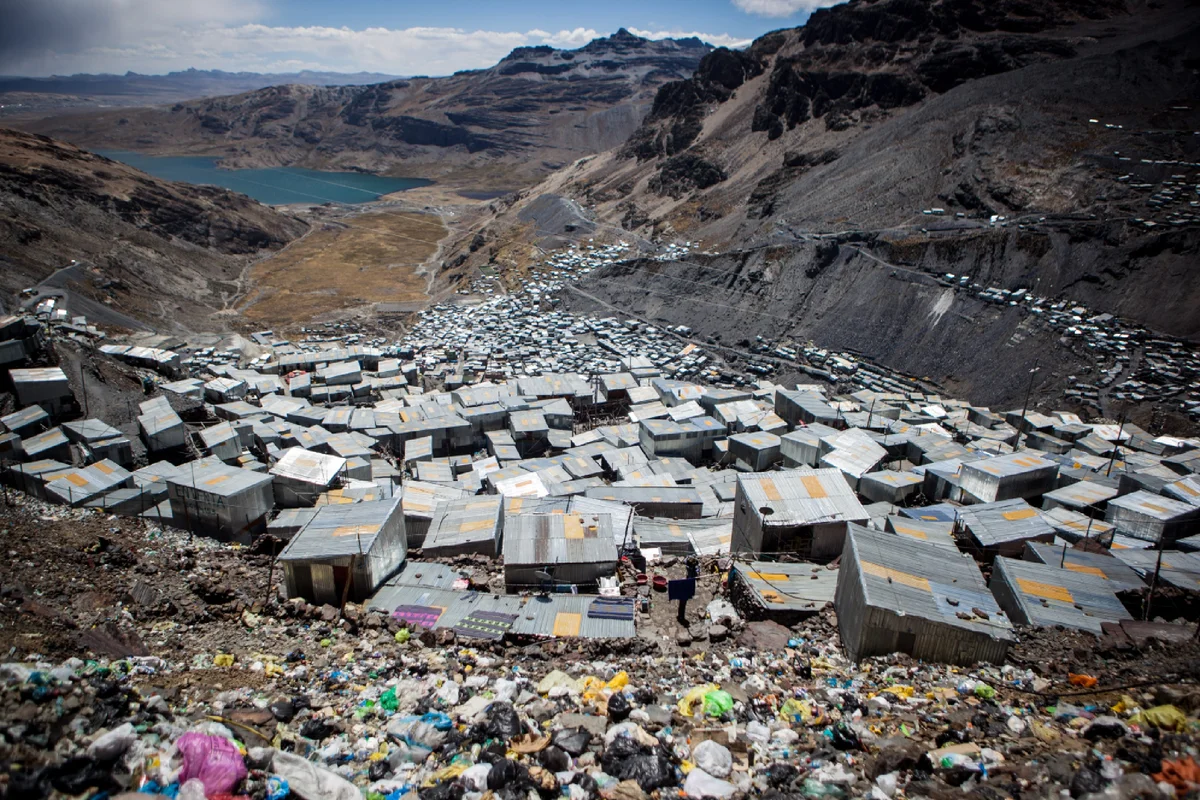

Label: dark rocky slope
[460,0,1200,422]
[0,128,307,330]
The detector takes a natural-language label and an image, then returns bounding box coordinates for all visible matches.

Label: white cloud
[0,5,750,78]
[730,0,834,18]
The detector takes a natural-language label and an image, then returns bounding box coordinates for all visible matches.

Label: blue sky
[1,0,835,77]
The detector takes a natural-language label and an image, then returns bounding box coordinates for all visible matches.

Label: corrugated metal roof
[168,461,273,498]
[962,451,1058,479]
[1108,490,1198,521]
[733,560,839,612]
[504,513,617,565]
[1044,481,1120,508]
[957,499,1055,547]
[634,517,732,554]
[992,556,1131,634]
[278,497,402,560]
[737,469,869,526]
[1109,549,1200,592]
[271,447,346,485]
[424,496,503,552]
[884,515,958,550]
[1165,476,1200,507]
[1039,507,1115,541]
[847,524,1014,639]
[1023,541,1145,592]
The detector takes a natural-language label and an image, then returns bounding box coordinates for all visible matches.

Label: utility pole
[1105,409,1127,478]
[1013,359,1040,451]
[1144,533,1166,622]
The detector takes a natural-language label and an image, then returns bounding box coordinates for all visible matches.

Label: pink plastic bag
[177,733,248,795]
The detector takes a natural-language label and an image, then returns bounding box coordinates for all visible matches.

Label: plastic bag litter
[1131,705,1189,732]
[461,763,493,791]
[87,722,137,761]
[380,686,399,712]
[176,732,247,796]
[607,692,632,721]
[684,767,736,799]
[973,684,995,700]
[702,690,734,718]
[552,728,592,756]
[484,701,522,739]
[678,684,719,718]
[745,720,771,745]
[600,735,676,792]
[605,722,659,748]
[779,698,812,723]
[266,776,290,800]
[1068,673,1099,688]
[692,740,733,778]
[880,686,914,699]
[537,670,579,695]
[261,748,360,800]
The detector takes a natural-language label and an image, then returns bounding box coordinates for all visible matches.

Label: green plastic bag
[703,689,734,717]
[395,629,410,644]
[380,686,399,712]
[973,684,995,700]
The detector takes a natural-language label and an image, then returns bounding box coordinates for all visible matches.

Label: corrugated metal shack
[731,470,868,560]
[990,556,1132,634]
[422,496,504,557]
[860,470,924,505]
[503,512,617,592]
[270,447,346,507]
[1105,491,1200,545]
[959,452,1060,503]
[956,499,1056,561]
[278,497,407,604]
[835,524,1014,665]
[166,462,275,543]
[727,432,781,471]
[730,560,839,621]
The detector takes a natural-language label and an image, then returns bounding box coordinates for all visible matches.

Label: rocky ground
[6,496,1200,799]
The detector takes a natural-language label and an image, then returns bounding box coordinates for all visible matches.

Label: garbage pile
[6,605,1200,800]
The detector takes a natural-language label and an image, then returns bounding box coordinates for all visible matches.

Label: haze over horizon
[0,0,837,79]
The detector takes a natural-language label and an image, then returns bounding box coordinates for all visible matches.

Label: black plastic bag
[48,757,118,796]
[935,728,970,747]
[606,692,631,722]
[300,718,337,741]
[421,781,466,800]
[765,763,799,788]
[369,759,392,781]
[484,702,522,739]
[539,745,571,772]
[488,758,523,791]
[601,737,676,792]
[1070,765,1105,799]
[830,721,861,751]
[551,727,592,756]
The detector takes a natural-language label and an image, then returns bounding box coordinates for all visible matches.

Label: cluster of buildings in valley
[2,238,1200,662]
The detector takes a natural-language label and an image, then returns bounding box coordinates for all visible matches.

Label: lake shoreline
[95,150,433,206]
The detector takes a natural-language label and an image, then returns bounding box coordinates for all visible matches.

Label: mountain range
[21,30,713,190]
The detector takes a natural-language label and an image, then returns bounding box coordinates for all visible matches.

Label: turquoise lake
[96,151,432,205]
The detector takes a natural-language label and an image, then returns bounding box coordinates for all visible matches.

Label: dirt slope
[0,127,307,330]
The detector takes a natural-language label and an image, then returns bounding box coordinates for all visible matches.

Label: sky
[0,0,839,78]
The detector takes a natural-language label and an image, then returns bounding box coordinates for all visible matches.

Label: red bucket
[652,575,668,591]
